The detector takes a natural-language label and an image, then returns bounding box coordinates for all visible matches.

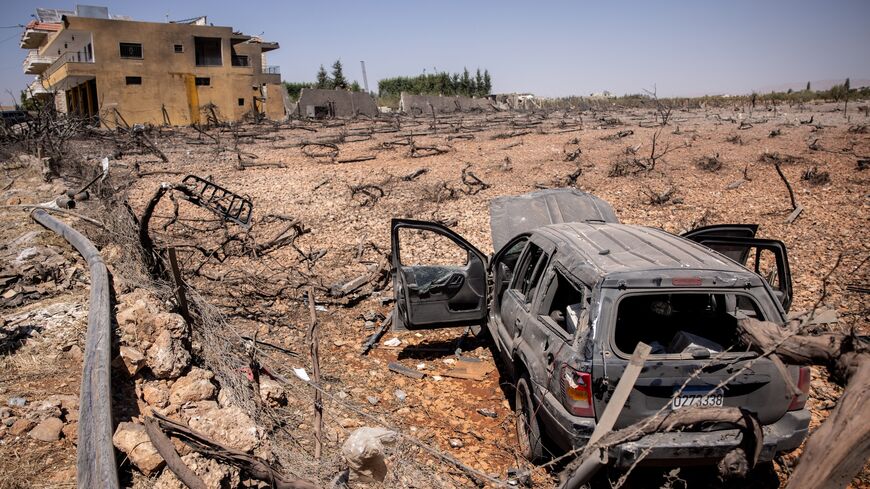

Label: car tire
[515,375,544,462]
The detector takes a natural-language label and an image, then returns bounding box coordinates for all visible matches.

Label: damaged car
[389,189,809,468]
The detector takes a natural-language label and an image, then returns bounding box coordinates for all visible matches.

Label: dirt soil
[1,101,868,488]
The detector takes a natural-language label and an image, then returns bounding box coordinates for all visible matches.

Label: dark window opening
[125,76,142,85]
[173,44,183,53]
[495,239,527,307]
[613,292,765,356]
[231,54,249,67]
[238,98,244,106]
[195,77,210,86]
[194,37,222,66]
[512,243,548,304]
[119,42,142,59]
[539,269,584,335]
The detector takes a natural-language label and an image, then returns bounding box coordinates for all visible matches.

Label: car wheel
[515,376,544,461]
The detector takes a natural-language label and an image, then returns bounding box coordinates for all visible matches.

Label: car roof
[489,189,619,251]
[535,221,751,280]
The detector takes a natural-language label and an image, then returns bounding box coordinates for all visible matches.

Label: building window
[119,42,142,59]
[194,37,222,66]
[125,76,142,85]
[231,54,249,67]
[238,98,244,106]
[173,44,183,53]
[195,77,210,86]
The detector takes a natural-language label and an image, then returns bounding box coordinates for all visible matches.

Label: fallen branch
[147,412,318,489]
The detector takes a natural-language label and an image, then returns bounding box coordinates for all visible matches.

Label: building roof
[24,20,63,32]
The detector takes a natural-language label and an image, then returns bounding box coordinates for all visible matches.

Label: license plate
[671,387,724,409]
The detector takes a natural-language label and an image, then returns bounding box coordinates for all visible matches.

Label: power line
[0,25,25,29]
[0,32,21,45]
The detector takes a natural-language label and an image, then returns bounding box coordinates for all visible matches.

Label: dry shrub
[759,151,801,165]
[695,154,722,172]
[608,157,639,177]
[726,135,744,145]
[801,166,830,185]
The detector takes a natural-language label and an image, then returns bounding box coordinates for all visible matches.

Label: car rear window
[612,292,765,356]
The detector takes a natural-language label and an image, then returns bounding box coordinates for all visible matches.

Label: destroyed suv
[390,189,810,467]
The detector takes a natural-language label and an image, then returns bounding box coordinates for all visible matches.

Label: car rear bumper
[539,392,810,468]
[610,409,810,469]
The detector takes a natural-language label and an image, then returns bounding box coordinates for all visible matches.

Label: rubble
[29,416,64,442]
[113,422,165,475]
[168,367,216,406]
[153,451,241,489]
[187,405,260,453]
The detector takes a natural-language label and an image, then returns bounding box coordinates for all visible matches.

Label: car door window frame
[535,264,589,343]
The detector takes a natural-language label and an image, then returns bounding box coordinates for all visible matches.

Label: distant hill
[755,78,870,93]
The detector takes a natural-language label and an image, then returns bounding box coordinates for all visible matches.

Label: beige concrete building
[22,6,286,127]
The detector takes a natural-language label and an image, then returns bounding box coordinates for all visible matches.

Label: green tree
[844,77,851,116]
[474,68,484,96]
[332,59,347,90]
[350,80,361,92]
[284,82,313,100]
[460,67,471,96]
[18,90,39,111]
[316,65,331,89]
[483,69,492,95]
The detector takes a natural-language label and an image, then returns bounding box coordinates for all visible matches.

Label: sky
[1,0,869,103]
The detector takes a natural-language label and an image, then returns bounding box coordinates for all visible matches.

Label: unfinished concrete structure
[399,92,494,116]
[295,88,378,118]
[489,93,542,111]
[21,5,286,127]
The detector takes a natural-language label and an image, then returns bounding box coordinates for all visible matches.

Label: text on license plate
[671,388,724,409]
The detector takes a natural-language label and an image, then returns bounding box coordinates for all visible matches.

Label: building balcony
[262,65,280,75]
[27,79,51,97]
[20,28,50,49]
[42,53,96,91]
[23,52,56,75]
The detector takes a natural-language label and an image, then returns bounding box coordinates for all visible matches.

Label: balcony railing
[262,65,280,75]
[44,51,95,79]
[22,52,56,74]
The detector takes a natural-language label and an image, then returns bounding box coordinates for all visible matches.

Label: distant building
[588,91,613,99]
[21,5,286,127]
[488,93,541,111]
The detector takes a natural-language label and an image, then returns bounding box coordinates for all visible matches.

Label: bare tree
[644,85,673,126]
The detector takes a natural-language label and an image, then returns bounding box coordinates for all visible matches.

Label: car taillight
[788,366,811,411]
[561,366,595,418]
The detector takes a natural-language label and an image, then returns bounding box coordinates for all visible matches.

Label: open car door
[391,219,488,330]
[681,224,758,263]
[683,225,792,312]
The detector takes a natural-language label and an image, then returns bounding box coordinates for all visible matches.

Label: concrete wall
[399,92,494,115]
[41,16,281,127]
[296,88,378,118]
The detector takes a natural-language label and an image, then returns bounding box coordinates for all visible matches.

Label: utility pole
[360,60,370,93]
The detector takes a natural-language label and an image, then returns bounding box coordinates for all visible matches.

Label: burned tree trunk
[736,318,869,489]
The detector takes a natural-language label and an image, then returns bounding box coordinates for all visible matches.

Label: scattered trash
[416,363,426,370]
[7,397,26,407]
[383,337,401,347]
[443,356,494,381]
[292,368,310,382]
[448,438,464,448]
[477,408,498,418]
[366,396,380,406]
[388,362,425,380]
[341,427,397,483]
[394,389,407,402]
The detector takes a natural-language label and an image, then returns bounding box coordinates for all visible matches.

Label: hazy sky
[1,0,868,103]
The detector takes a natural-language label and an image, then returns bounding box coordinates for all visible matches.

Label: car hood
[489,189,619,251]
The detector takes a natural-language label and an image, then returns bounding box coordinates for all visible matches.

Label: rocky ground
[0,101,867,488]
